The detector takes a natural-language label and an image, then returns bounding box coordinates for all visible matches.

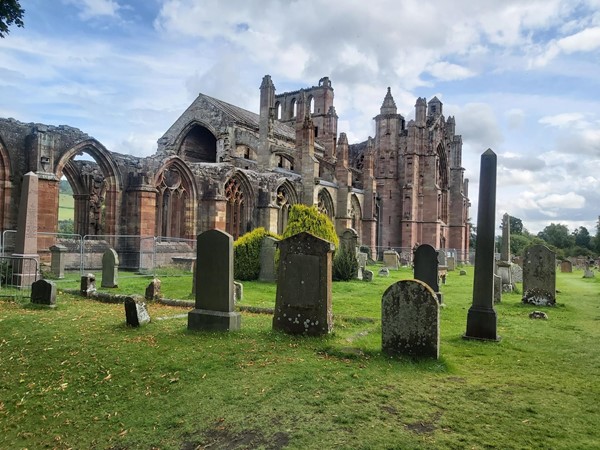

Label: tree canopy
[0,0,24,38]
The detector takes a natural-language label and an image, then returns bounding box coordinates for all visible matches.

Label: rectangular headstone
[413,244,440,302]
[124,297,151,327]
[80,273,96,297]
[560,260,572,273]
[447,256,455,271]
[357,252,368,269]
[382,280,440,359]
[188,230,241,331]
[522,244,556,306]
[273,232,334,336]
[31,279,57,307]
[258,236,278,282]
[101,248,119,288]
[49,244,67,279]
[383,250,400,269]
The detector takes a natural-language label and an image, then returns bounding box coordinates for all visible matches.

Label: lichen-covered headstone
[101,248,119,288]
[233,281,243,303]
[188,230,241,331]
[31,279,57,307]
[522,244,556,306]
[447,256,456,271]
[80,273,96,297]
[259,236,278,282]
[383,250,400,269]
[145,278,161,301]
[583,269,595,279]
[560,260,572,273]
[459,270,467,276]
[381,279,440,359]
[493,274,502,304]
[363,269,373,282]
[378,267,390,277]
[124,297,151,327]
[511,264,523,283]
[273,232,334,336]
[357,252,368,269]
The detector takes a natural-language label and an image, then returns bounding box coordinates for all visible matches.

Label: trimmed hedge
[234,227,280,281]
[282,204,339,249]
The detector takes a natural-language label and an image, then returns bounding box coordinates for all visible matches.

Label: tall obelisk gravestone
[12,172,40,287]
[464,149,500,341]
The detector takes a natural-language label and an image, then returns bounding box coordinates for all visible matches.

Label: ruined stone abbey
[0,75,470,260]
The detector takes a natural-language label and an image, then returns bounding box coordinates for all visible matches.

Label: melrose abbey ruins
[0,75,470,262]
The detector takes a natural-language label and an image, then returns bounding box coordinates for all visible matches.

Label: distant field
[58,192,74,221]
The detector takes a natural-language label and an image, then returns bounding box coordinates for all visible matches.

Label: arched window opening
[179,124,217,162]
[156,167,189,239]
[308,96,314,115]
[350,195,362,238]
[275,102,281,120]
[225,177,245,240]
[291,98,297,118]
[317,189,334,220]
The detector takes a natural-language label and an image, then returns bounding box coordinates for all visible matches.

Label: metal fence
[0,255,39,303]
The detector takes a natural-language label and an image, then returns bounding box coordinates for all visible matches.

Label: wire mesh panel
[0,256,39,303]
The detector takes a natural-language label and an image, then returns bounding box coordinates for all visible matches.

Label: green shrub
[282,204,339,248]
[333,245,358,281]
[234,227,280,281]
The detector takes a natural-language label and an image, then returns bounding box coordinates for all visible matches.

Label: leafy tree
[0,0,24,38]
[573,226,592,250]
[511,234,532,256]
[509,216,523,234]
[537,223,574,249]
[282,204,339,248]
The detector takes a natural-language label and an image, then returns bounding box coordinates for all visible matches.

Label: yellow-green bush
[234,227,280,281]
[282,204,339,248]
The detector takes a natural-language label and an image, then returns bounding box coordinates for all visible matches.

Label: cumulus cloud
[63,0,124,20]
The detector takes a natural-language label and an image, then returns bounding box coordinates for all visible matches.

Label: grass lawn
[1,267,599,449]
[58,193,74,221]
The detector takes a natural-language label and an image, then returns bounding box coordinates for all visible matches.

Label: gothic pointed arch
[55,139,122,236]
[317,188,335,220]
[437,143,450,224]
[224,171,254,240]
[350,194,362,238]
[176,121,218,163]
[0,136,12,231]
[154,157,198,240]
[276,180,298,234]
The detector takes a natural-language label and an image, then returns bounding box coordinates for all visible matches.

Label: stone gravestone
[258,236,278,282]
[12,172,40,287]
[438,249,447,267]
[233,281,243,303]
[383,250,400,269]
[31,279,57,307]
[511,263,523,283]
[583,269,595,278]
[188,230,241,331]
[273,232,334,336]
[49,244,67,279]
[145,278,161,301]
[340,228,360,279]
[413,244,442,303]
[101,248,119,288]
[124,297,151,327]
[80,273,96,297]
[378,267,390,277]
[362,269,373,282]
[381,279,440,359]
[357,252,368,269]
[493,274,502,304]
[522,244,556,306]
[447,256,456,271]
[560,260,572,273]
[496,213,513,292]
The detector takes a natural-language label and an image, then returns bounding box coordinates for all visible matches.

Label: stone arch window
[179,124,217,162]
[156,168,188,238]
[225,177,246,240]
[436,144,449,224]
[291,98,297,118]
[276,182,298,234]
[308,96,314,115]
[275,102,281,120]
[0,140,11,231]
[276,154,294,170]
[317,189,334,220]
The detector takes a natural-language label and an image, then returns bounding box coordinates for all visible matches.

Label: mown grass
[58,193,74,221]
[1,267,599,449]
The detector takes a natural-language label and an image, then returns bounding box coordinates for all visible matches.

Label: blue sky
[1,0,599,234]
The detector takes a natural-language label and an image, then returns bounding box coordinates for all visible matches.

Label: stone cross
[522,244,556,306]
[464,149,499,341]
[273,232,334,336]
[101,248,119,288]
[188,230,241,331]
[382,279,440,359]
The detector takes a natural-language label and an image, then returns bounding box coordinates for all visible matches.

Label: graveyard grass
[1,268,599,449]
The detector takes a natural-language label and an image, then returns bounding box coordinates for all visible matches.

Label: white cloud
[427,62,476,81]
[63,0,124,20]
[539,112,586,128]
[537,192,586,209]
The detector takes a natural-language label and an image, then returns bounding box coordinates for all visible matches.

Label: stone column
[464,149,499,341]
[50,244,67,279]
